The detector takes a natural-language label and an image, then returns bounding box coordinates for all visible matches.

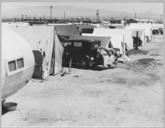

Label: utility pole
[96,10,99,22]
[64,11,66,21]
[25,15,28,21]
[28,16,30,22]
[50,6,53,20]
[43,15,46,20]
[21,15,24,22]
[34,15,36,22]
[134,12,137,19]
[160,14,162,22]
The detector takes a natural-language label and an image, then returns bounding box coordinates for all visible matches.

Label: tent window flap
[17,58,24,69]
[8,60,16,72]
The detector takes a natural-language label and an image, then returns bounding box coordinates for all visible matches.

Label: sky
[1,2,163,19]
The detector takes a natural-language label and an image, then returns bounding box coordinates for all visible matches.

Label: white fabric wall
[123,30,134,50]
[71,35,111,48]
[10,25,63,78]
[54,34,64,75]
[2,25,34,78]
[127,23,152,41]
[83,28,126,54]
[125,26,146,44]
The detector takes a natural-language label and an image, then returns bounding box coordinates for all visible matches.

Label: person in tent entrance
[108,41,120,67]
[133,31,142,50]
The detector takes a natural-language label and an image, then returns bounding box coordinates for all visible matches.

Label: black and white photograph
[1,1,164,127]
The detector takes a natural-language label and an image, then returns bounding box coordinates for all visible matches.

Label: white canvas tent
[82,28,124,54]
[125,26,146,44]
[93,28,133,50]
[123,30,134,50]
[151,23,163,34]
[70,35,111,48]
[47,24,78,37]
[152,23,163,29]
[77,24,96,33]
[10,25,64,79]
[126,23,152,42]
[82,28,133,54]
[3,22,30,27]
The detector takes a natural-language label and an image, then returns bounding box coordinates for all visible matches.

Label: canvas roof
[127,23,152,40]
[47,24,78,37]
[83,28,134,53]
[82,28,125,54]
[152,23,163,29]
[2,25,34,78]
[70,35,111,48]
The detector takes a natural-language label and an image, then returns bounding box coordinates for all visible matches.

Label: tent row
[6,22,163,79]
[79,28,134,55]
[7,23,98,79]
[125,23,152,42]
[75,23,163,56]
[125,23,164,41]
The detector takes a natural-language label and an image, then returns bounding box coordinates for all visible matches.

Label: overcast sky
[2,2,163,18]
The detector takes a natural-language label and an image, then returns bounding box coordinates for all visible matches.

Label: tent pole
[52,26,56,75]
[68,57,72,74]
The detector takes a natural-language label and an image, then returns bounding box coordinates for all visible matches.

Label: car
[62,39,103,68]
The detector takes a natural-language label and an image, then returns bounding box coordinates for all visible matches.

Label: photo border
[0,0,164,128]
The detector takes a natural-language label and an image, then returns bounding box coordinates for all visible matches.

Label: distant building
[135,19,155,23]
[127,19,138,24]
[109,19,121,24]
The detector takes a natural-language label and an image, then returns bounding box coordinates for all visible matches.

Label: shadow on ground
[63,65,115,71]
[109,58,161,86]
[126,49,149,56]
[2,106,10,115]
[2,102,17,115]
[119,58,158,72]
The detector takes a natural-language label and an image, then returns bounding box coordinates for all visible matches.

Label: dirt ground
[2,36,164,127]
